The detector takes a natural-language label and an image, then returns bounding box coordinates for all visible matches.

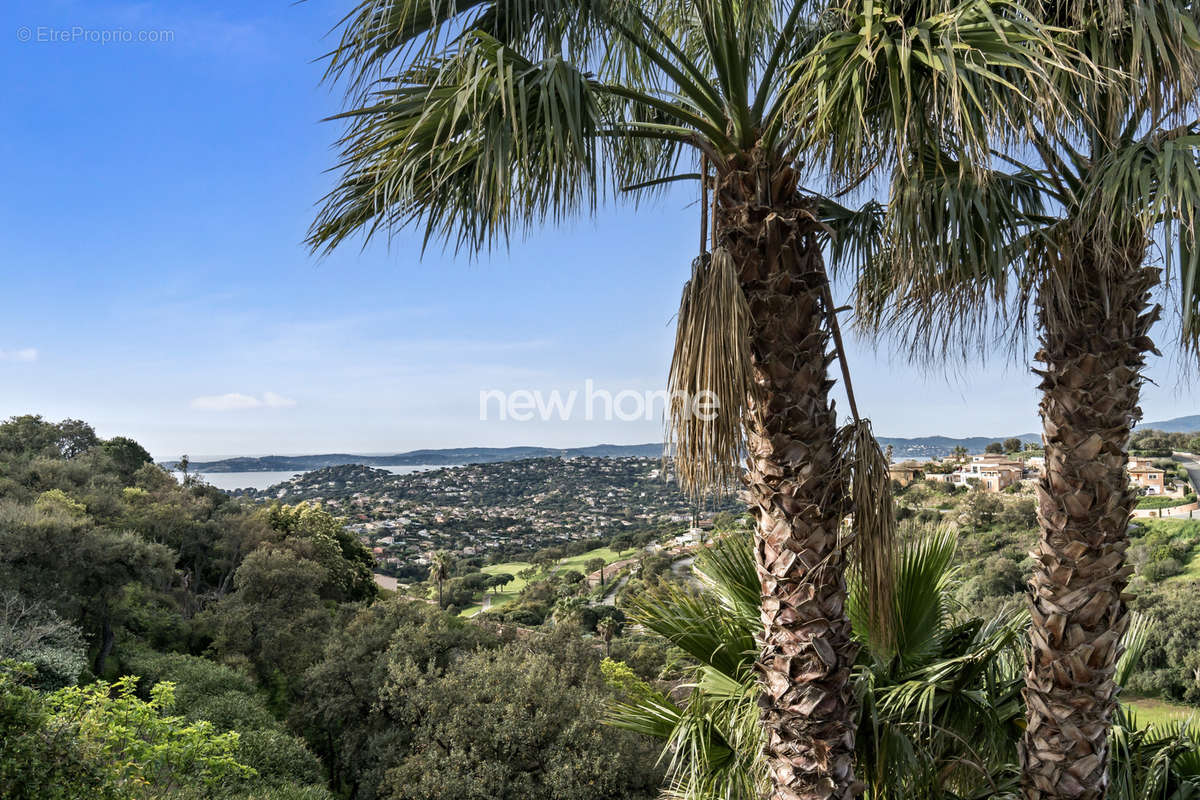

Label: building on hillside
[926,453,1026,492]
[1128,457,1167,495]
[888,461,925,486]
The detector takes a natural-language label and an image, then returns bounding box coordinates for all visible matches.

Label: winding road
[1175,453,1200,495]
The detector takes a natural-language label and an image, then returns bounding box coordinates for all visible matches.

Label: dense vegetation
[0,416,665,799]
[4,414,1200,799]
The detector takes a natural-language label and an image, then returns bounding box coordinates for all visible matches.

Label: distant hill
[1139,415,1200,433]
[875,433,1041,460]
[164,432,1047,473]
[164,443,664,473]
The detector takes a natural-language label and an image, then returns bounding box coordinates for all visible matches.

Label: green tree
[585,557,607,586]
[308,4,1054,796]
[0,593,85,690]
[596,615,621,656]
[266,502,377,603]
[963,489,1004,529]
[985,442,1005,455]
[0,665,254,800]
[294,599,495,800]
[203,548,332,686]
[1003,437,1023,454]
[0,504,174,676]
[380,638,661,800]
[609,533,635,556]
[552,596,587,627]
[487,572,514,594]
[100,436,153,484]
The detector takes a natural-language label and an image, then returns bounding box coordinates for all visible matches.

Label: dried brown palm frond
[666,246,755,501]
[837,417,897,653]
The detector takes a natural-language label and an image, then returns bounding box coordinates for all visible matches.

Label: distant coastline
[159,415,1198,474]
[161,435,1038,474]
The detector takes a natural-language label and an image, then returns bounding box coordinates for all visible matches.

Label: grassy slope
[1124,696,1200,728]
[458,545,634,617]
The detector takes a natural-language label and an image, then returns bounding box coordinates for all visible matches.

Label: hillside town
[889,447,1198,514]
[239,457,739,579]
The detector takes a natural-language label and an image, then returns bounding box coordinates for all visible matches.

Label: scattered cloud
[190,392,296,411]
[0,348,38,363]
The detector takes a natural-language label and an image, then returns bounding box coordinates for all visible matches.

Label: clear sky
[2,1,1196,460]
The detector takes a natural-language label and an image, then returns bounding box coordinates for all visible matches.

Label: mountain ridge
[165,432,1045,473]
[1140,414,1200,433]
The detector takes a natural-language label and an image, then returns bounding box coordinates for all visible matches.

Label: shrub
[1136,496,1191,509]
[237,729,325,788]
[0,593,86,690]
[1141,557,1183,582]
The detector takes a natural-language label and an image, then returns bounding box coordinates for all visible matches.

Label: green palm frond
[627,578,757,682]
[611,525,1040,799]
[1109,717,1200,800]
[850,524,957,673]
[852,150,1050,362]
[851,0,1200,366]
[794,0,1069,186]
[310,32,606,254]
[692,530,760,623]
[1084,127,1200,354]
[1116,612,1153,689]
[819,197,887,282]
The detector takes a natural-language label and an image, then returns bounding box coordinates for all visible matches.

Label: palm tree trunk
[717,158,857,800]
[94,613,115,677]
[1021,252,1158,800]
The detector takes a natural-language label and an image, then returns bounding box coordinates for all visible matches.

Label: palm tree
[428,550,451,608]
[845,6,1200,796]
[308,3,1055,795]
[551,595,587,626]
[596,615,621,656]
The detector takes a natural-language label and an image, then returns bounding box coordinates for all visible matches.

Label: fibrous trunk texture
[1020,250,1159,800]
[716,156,857,800]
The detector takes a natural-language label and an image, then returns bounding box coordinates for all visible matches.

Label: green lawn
[1123,696,1200,728]
[458,546,634,617]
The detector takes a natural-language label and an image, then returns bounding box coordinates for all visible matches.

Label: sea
[175,464,442,492]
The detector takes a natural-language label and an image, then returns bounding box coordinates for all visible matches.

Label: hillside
[1141,415,1200,433]
[875,432,1041,459]
[165,443,664,472]
[237,456,739,580]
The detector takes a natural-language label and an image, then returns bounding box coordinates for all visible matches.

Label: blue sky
[1,0,1195,460]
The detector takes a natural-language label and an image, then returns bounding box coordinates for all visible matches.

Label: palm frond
[793,0,1069,186]
[1084,127,1200,355]
[837,418,897,654]
[309,32,607,254]
[666,248,756,501]
[627,578,757,682]
[693,531,760,623]
[850,524,957,673]
[853,149,1049,364]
